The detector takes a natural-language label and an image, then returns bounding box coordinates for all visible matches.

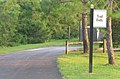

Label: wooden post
[106,17,115,64]
[103,38,107,53]
[79,21,82,41]
[82,9,89,53]
[66,40,68,54]
[68,26,71,39]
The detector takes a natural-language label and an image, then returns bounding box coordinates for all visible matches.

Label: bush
[112,18,120,47]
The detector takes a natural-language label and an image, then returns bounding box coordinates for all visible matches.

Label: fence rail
[65,39,107,54]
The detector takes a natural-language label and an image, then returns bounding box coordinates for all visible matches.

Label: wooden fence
[65,39,107,54]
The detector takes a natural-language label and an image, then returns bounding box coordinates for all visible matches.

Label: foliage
[0,0,119,46]
[0,0,20,46]
[18,1,51,44]
[112,17,120,47]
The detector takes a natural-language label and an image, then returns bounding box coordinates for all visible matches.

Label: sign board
[93,10,107,28]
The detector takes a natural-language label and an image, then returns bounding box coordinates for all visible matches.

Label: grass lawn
[57,52,120,79]
[0,39,65,54]
[0,38,78,54]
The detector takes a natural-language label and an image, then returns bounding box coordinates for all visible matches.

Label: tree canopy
[0,0,119,46]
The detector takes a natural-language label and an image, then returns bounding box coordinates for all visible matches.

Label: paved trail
[0,46,79,79]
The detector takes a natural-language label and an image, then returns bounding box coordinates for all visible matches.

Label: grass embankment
[0,38,78,54]
[58,52,120,79]
[0,39,65,54]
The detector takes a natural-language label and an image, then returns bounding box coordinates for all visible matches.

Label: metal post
[89,4,94,73]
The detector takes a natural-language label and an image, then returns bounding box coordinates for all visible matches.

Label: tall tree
[106,0,115,65]
[18,0,51,44]
[0,0,20,46]
[41,0,81,39]
[82,9,89,53]
[107,17,115,64]
[81,0,89,53]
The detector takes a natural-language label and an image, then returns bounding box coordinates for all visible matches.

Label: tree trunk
[106,17,115,64]
[82,10,89,53]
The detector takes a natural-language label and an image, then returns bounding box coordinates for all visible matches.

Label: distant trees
[111,0,120,48]
[0,0,20,46]
[0,0,119,47]
[0,0,81,46]
[112,18,120,47]
[18,1,51,44]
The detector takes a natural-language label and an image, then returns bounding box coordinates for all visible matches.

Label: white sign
[93,10,107,28]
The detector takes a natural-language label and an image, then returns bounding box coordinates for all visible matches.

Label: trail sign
[93,10,107,28]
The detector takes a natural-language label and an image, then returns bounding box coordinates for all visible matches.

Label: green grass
[57,52,120,79]
[0,38,78,54]
[0,39,65,54]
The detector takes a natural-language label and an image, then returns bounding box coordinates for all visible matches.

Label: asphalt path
[0,46,79,79]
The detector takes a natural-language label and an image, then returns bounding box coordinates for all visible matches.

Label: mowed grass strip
[0,38,78,54]
[57,52,120,79]
[0,39,65,54]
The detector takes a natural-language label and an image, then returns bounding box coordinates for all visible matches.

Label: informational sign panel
[93,10,107,28]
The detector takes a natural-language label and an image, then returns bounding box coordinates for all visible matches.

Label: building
[80,26,104,41]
